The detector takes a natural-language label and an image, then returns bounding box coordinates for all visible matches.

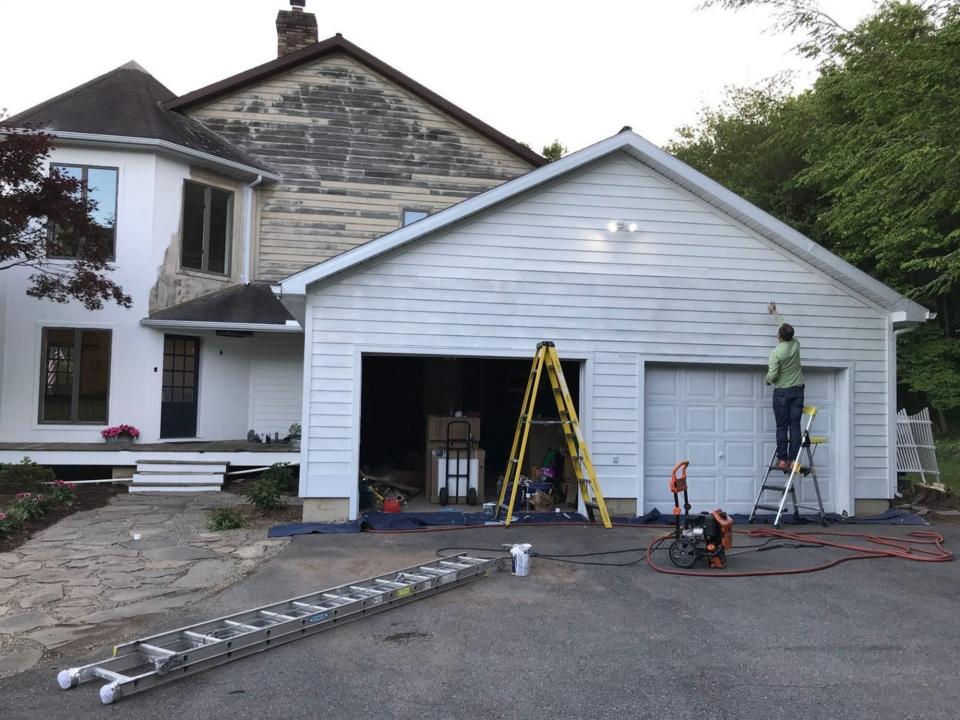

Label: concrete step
[131,472,223,486]
[129,485,224,494]
[135,461,228,474]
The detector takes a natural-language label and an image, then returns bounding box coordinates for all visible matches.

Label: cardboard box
[427,445,485,504]
[426,415,481,443]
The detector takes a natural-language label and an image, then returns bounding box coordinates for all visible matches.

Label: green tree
[541,139,567,162]
[672,1,960,423]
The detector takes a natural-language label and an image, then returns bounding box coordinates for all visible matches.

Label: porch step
[131,460,227,493]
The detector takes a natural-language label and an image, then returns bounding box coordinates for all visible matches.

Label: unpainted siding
[302,153,891,513]
[186,53,534,281]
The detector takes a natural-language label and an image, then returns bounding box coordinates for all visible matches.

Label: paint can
[482,502,495,516]
[509,543,532,577]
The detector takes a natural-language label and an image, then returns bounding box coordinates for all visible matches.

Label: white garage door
[643,364,837,515]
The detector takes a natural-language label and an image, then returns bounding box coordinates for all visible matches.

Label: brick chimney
[276,0,318,56]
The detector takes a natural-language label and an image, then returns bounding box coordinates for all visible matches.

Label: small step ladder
[57,553,500,704]
[749,405,828,528]
[495,341,612,528]
[130,460,227,493]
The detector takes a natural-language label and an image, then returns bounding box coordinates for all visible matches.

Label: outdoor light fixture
[607,221,638,232]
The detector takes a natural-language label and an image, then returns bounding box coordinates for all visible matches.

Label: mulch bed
[0,484,124,553]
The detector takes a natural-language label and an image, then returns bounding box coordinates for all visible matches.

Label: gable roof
[2,62,276,178]
[280,128,930,324]
[164,33,545,169]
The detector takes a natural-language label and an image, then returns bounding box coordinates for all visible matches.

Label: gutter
[140,318,302,333]
[11,130,282,182]
[241,174,263,285]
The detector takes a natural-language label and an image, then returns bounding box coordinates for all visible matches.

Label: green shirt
[767,313,804,388]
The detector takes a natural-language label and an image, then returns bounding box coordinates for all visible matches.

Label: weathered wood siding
[186,53,534,281]
[301,153,892,518]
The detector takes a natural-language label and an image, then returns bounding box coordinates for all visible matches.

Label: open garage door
[643,364,837,515]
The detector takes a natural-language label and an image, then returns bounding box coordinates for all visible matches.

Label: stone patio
[0,492,288,676]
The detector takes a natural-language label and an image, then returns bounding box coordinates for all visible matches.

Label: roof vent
[277,0,318,56]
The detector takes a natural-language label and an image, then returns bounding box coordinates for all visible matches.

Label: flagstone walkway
[0,492,288,676]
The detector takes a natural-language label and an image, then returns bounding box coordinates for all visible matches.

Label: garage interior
[359,355,581,511]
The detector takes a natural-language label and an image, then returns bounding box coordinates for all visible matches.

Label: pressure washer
[668,461,734,569]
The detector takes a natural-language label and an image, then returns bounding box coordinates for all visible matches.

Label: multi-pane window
[49,165,119,258]
[39,328,111,423]
[181,181,233,274]
[402,208,429,226]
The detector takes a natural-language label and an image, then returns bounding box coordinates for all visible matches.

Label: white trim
[140,319,303,333]
[886,320,898,501]
[279,130,930,324]
[0,448,298,466]
[296,293,315,499]
[8,130,282,182]
[240,175,263,284]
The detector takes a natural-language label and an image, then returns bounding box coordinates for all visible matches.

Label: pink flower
[101,424,141,439]
[67,482,77,490]
[0,512,7,521]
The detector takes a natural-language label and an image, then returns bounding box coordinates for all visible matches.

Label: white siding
[249,334,304,437]
[302,153,891,515]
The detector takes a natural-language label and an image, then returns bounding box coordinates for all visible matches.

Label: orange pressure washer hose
[645,527,953,577]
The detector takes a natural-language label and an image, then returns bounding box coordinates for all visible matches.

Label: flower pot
[104,436,134,447]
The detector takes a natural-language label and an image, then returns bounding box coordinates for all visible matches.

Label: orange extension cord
[645,527,954,577]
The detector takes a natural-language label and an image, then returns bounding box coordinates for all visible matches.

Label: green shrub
[245,465,289,514]
[208,506,248,531]
[14,492,46,520]
[0,457,55,494]
[49,479,77,507]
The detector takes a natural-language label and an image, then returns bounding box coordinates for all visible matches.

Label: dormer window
[181,180,233,275]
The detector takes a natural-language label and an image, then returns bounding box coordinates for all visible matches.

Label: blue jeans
[773,385,804,462]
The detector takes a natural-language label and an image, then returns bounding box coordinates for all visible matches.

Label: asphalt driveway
[2,522,958,720]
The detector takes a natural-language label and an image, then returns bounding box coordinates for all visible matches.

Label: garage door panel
[646,368,679,398]
[723,406,756,434]
[646,439,680,467]
[724,476,756,503]
[684,406,717,433]
[644,364,836,514]
[685,369,720,399]
[684,440,717,469]
[723,370,757,401]
[645,404,679,433]
[723,440,756,469]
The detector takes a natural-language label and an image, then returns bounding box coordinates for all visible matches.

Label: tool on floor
[494,341,612,528]
[57,553,501,705]
[749,405,828,528]
[440,420,476,506]
[667,460,734,568]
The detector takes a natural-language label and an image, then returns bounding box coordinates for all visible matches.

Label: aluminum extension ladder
[748,405,828,528]
[57,553,500,705]
[494,341,612,528]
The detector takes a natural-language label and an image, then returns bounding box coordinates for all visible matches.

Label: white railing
[896,408,940,484]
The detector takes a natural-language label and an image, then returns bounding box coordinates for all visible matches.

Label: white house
[0,3,930,515]
[280,130,930,522]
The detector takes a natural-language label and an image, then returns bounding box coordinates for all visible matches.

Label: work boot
[776,459,791,472]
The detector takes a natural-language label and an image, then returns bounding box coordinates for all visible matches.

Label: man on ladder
[766,302,804,472]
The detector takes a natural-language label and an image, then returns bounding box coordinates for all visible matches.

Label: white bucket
[509,543,532,576]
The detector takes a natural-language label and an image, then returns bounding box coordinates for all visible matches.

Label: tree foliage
[0,126,131,309]
[672,1,960,416]
[541,139,567,162]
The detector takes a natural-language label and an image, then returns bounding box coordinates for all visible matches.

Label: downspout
[241,174,263,285]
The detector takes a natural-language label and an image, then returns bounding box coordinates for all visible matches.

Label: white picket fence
[896,408,940,484]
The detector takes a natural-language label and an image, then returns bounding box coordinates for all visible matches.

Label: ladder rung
[223,620,260,632]
[139,643,177,657]
[180,632,219,645]
[260,610,296,621]
[754,504,783,512]
[292,601,330,611]
[373,580,408,589]
[760,485,788,492]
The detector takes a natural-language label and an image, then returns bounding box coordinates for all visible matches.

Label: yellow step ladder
[495,341,612,528]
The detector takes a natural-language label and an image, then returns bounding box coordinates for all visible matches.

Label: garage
[644,364,838,514]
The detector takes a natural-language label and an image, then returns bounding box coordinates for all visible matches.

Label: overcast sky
[1,0,878,152]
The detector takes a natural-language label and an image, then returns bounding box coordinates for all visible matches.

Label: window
[39,328,111,424]
[181,181,233,274]
[402,209,429,226]
[49,165,118,258]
